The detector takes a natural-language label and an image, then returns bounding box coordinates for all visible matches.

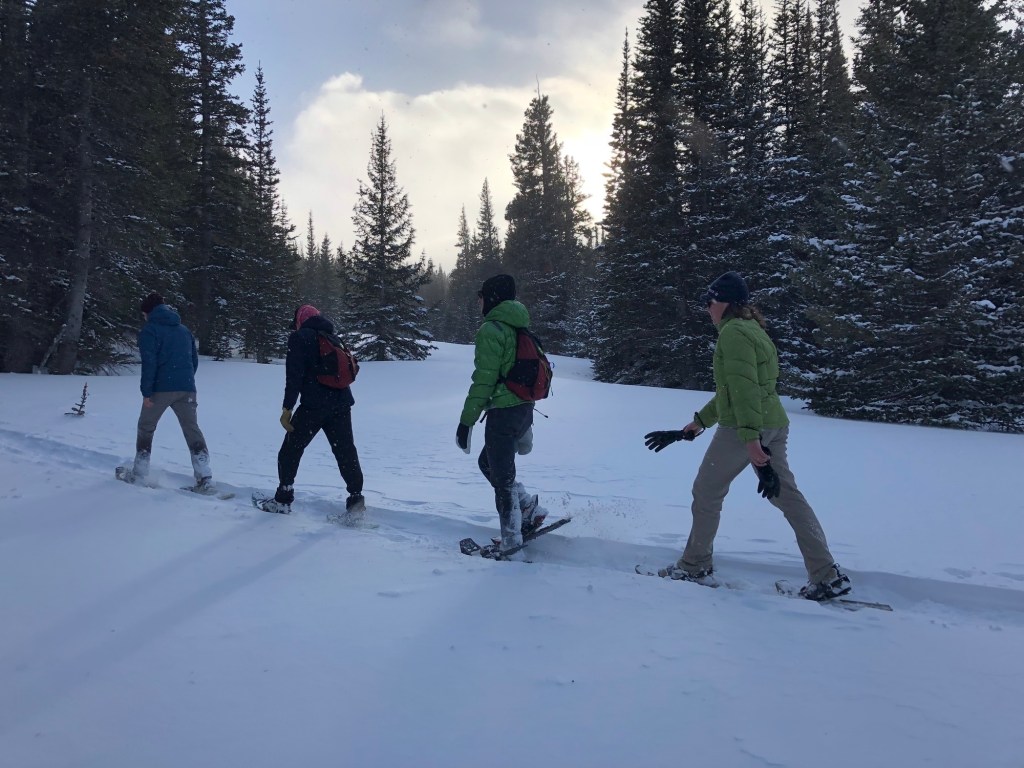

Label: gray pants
[478,403,534,549]
[678,425,836,583]
[135,391,210,481]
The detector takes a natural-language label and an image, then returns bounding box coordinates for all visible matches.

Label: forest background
[0,0,1021,431]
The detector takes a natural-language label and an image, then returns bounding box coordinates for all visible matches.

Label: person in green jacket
[644,271,851,601]
[456,274,547,558]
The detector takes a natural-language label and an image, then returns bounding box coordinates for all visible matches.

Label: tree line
[1,0,1021,431]
[0,0,434,370]
[589,0,1023,432]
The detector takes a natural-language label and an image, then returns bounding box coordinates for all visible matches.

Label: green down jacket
[459,300,530,426]
[696,316,789,443]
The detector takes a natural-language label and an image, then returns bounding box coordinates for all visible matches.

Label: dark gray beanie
[140,292,164,314]
[480,274,516,315]
[700,271,749,305]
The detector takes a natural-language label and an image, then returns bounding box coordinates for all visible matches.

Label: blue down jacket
[138,303,199,397]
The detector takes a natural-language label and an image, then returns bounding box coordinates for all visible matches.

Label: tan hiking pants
[677,425,837,583]
[136,391,208,457]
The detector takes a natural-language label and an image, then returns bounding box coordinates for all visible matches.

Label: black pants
[477,403,534,540]
[278,404,363,495]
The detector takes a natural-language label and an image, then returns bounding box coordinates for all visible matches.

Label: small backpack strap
[489,320,517,383]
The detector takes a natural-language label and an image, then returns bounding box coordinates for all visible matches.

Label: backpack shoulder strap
[316,329,348,349]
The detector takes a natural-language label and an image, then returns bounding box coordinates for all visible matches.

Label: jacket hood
[147,304,181,327]
[484,300,530,329]
[294,304,320,329]
[301,314,335,334]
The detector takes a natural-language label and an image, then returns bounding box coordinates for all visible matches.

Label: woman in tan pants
[643,272,851,601]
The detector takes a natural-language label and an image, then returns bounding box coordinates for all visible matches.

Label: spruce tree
[0,0,43,371]
[475,178,503,277]
[677,0,735,245]
[594,0,701,386]
[239,65,295,363]
[504,93,593,353]
[174,0,249,357]
[806,0,1024,429]
[443,206,480,343]
[724,0,774,287]
[345,116,434,361]
[23,0,187,373]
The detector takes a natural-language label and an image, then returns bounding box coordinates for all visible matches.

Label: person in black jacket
[259,304,364,515]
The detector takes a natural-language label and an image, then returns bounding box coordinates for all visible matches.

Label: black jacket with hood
[282,315,355,411]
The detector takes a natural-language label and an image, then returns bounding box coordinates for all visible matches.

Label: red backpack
[495,323,553,401]
[315,331,359,389]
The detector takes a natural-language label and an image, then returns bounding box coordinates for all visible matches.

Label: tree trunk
[49,78,93,374]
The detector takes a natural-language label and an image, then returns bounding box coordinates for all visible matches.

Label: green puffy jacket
[696,316,789,443]
[460,300,530,425]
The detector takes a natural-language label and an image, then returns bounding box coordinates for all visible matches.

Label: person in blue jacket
[119,292,213,489]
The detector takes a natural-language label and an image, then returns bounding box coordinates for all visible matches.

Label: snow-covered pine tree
[759,0,824,383]
[0,0,42,372]
[475,178,503,278]
[594,0,703,387]
[174,0,250,358]
[776,0,858,398]
[442,207,480,343]
[239,65,296,364]
[674,0,740,384]
[345,115,434,361]
[805,0,1024,430]
[25,0,187,373]
[722,0,774,299]
[503,93,593,354]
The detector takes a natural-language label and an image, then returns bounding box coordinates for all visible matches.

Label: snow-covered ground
[2,342,1022,767]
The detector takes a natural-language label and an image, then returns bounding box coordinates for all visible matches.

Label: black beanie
[700,271,749,306]
[140,292,164,314]
[480,274,516,315]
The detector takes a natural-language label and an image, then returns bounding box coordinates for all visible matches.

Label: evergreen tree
[805,0,1024,429]
[593,0,699,386]
[503,93,593,353]
[674,0,738,379]
[297,213,319,304]
[174,0,249,357]
[677,0,735,243]
[723,0,774,287]
[18,0,187,373]
[239,65,295,363]
[443,206,480,343]
[418,260,448,340]
[345,116,434,361]
[0,0,43,371]
[475,178,503,276]
[760,0,818,370]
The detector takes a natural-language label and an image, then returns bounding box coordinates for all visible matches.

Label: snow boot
[799,564,852,601]
[132,450,151,482]
[515,481,547,534]
[190,449,212,486]
[345,493,366,514]
[260,484,293,514]
[656,564,715,584]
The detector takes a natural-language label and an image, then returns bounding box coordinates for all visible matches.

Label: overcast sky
[228,0,863,272]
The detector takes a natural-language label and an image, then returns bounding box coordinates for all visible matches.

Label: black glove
[644,430,693,452]
[754,446,781,499]
[455,423,471,451]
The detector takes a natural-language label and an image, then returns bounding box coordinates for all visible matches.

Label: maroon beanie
[294,304,320,329]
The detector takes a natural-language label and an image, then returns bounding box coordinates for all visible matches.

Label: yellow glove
[280,408,294,432]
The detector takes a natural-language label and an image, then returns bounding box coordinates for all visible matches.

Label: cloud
[277,2,638,271]
[282,72,615,271]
